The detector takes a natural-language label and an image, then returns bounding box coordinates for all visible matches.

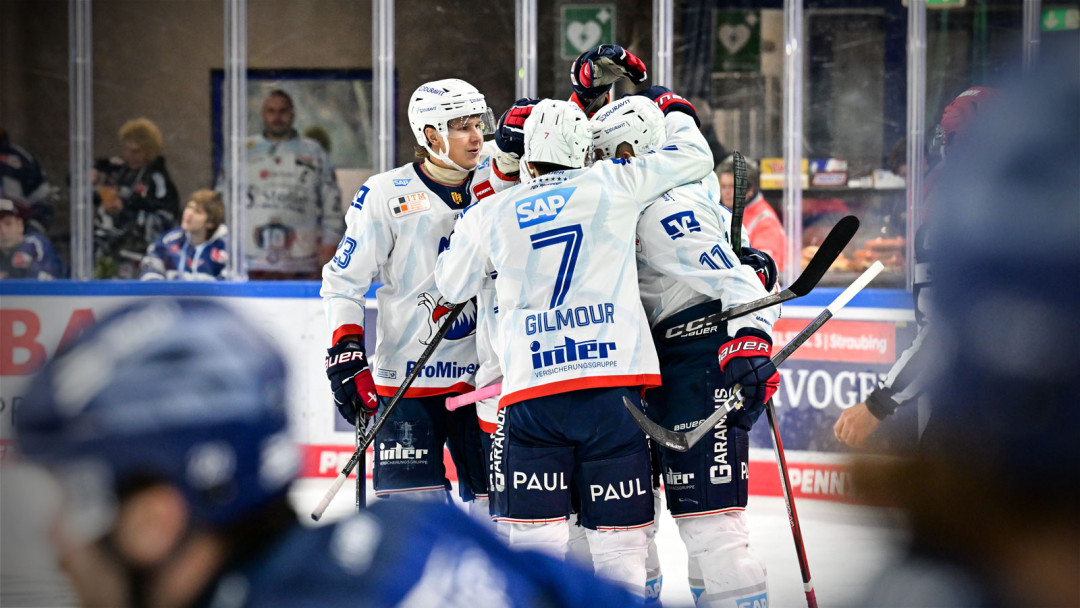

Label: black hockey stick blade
[730,151,748,255]
[626,260,885,452]
[712,214,861,324]
[312,301,468,521]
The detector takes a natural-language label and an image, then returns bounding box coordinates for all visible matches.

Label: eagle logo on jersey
[416,292,477,344]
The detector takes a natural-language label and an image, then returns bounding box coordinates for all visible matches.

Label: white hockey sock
[645,489,664,604]
[567,516,594,571]
[676,511,768,608]
[468,496,496,533]
[586,527,649,597]
[496,520,569,559]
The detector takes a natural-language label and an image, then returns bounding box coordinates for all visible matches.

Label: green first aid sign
[561,5,615,59]
[714,10,761,73]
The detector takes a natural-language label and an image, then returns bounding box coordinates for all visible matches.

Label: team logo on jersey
[451,192,463,204]
[660,210,701,240]
[416,292,477,344]
[515,187,575,228]
[393,178,412,187]
[390,192,431,217]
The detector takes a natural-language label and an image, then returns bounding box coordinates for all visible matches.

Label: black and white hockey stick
[355,411,372,510]
[312,301,468,521]
[730,151,748,254]
[658,215,860,341]
[624,260,884,452]
[765,398,819,608]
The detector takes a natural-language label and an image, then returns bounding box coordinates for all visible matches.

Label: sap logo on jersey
[736,592,768,608]
[661,210,701,240]
[393,178,412,187]
[515,187,575,228]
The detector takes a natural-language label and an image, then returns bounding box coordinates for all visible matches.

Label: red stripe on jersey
[497,373,662,409]
[331,324,365,346]
[375,380,477,399]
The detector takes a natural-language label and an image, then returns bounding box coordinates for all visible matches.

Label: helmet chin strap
[426,131,470,172]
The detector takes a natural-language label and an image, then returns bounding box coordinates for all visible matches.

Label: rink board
[0,281,914,504]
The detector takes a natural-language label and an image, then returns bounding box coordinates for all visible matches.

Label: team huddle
[322,45,782,606]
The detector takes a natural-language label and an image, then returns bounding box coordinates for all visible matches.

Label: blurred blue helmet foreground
[16,298,299,533]
[930,54,1080,498]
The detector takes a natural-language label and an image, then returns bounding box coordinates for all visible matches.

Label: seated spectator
[716,155,788,272]
[93,117,180,278]
[0,126,57,236]
[140,189,228,281]
[0,198,64,279]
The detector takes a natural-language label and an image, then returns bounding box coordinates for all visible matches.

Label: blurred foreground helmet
[523,99,592,172]
[16,299,298,536]
[930,59,1079,499]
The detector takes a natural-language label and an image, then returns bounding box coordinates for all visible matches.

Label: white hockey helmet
[407,78,495,169]
[522,99,591,174]
[590,95,666,161]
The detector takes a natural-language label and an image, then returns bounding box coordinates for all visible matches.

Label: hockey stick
[446,382,502,411]
[766,398,818,608]
[657,215,860,341]
[730,151,748,254]
[312,301,468,521]
[625,260,884,452]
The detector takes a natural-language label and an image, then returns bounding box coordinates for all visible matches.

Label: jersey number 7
[530,224,583,309]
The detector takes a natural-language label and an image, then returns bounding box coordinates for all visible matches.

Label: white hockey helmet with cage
[407,78,495,170]
[522,99,592,174]
[590,95,666,160]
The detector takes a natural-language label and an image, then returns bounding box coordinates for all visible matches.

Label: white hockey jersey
[434,112,714,407]
[240,133,344,274]
[636,171,778,336]
[321,142,516,398]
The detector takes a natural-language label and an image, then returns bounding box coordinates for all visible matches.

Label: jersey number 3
[530,224,583,309]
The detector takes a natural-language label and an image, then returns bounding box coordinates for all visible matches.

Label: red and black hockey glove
[325,335,379,425]
[495,98,540,157]
[718,328,780,427]
[739,246,778,292]
[638,86,701,127]
[570,44,648,115]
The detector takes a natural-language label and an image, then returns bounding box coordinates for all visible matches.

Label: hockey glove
[718,328,780,427]
[570,44,648,113]
[739,246,778,292]
[495,98,540,157]
[637,86,701,127]
[325,337,379,425]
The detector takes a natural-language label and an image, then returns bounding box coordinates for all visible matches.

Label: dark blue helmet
[15,299,299,535]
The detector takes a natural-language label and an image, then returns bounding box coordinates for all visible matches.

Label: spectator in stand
[223,89,343,280]
[0,127,57,236]
[0,198,64,279]
[715,155,787,273]
[93,117,180,279]
[10,298,639,608]
[139,189,229,281]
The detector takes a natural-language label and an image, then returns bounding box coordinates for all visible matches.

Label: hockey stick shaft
[312,301,468,521]
[446,382,503,411]
[730,151,748,255]
[658,215,860,339]
[627,261,884,451]
[355,412,365,510]
[766,400,819,608]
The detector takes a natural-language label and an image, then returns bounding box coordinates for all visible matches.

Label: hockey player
[321,79,519,515]
[433,90,714,595]
[591,95,780,608]
[10,298,642,608]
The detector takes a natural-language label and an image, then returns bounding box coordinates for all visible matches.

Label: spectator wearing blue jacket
[140,189,228,280]
[0,197,64,279]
